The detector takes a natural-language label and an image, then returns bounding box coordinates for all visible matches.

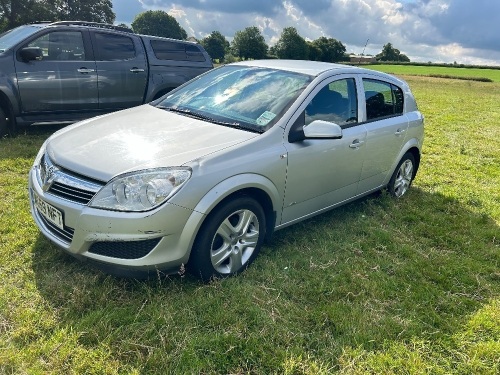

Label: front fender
[193,173,281,216]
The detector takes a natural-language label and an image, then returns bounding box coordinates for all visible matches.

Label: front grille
[38,212,75,243]
[49,182,96,205]
[88,238,161,259]
[38,153,104,205]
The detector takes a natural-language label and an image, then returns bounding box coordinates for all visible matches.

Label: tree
[376,43,410,62]
[231,26,267,60]
[0,0,115,32]
[201,31,229,62]
[58,0,115,24]
[131,10,187,40]
[274,27,308,60]
[0,1,56,31]
[308,36,346,62]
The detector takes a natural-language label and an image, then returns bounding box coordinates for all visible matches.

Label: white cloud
[113,0,500,66]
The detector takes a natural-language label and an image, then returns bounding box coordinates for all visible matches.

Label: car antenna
[359,39,369,66]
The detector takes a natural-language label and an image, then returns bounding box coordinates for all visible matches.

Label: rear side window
[151,40,206,62]
[94,33,136,61]
[363,79,404,121]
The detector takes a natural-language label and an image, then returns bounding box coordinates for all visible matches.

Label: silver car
[29,60,424,280]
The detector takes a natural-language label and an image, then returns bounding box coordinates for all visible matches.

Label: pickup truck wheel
[189,196,266,282]
[0,108,9,137]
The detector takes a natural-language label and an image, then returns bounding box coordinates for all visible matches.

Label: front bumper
[28,166,205,275]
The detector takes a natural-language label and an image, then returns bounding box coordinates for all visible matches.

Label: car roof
[231,59,368,77]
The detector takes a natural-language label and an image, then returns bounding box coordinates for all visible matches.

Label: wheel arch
[384,139,422,186]
[190,174,280,246]
[0,90,16,135]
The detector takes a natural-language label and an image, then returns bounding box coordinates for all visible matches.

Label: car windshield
[0,25,42,52]
[156,65,313,133]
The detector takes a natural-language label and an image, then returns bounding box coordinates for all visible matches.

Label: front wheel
[388,153,415,198]
[189,196,266,281]
[0,107,10,137]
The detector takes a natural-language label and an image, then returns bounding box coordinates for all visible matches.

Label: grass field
[1,73,499,373]
[365,64,500,82]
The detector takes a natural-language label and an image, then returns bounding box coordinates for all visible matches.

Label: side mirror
[303,120,343,139]
[20,47,43,62]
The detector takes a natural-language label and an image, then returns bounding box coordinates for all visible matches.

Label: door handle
[77,68,95,74]
[130,68,145,73]
[349,140,365,149]
[395,128,406,136]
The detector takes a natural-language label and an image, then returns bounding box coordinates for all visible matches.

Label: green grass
[364,64,500,82]
[1,74,499,374]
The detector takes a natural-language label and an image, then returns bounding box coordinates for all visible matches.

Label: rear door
[15,28,98,113]
[357,77,409,193]
[90,31,148,109]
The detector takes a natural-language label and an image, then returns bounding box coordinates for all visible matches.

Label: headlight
[89,168,191,211]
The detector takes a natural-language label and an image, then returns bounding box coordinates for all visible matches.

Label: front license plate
[34,193,64,230]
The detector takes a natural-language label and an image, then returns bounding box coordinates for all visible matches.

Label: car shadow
[29,187,499,360]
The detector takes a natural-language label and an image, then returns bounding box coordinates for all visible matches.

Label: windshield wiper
[157,106,263,133]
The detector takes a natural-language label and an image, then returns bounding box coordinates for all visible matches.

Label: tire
[388,152,415,198]
[189,196,266,281]
[0,107,9,137]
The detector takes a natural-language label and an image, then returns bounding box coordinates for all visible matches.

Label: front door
[282,77,367,224]
[15,30,98,113]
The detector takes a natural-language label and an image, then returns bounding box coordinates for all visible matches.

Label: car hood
[46,105,258,182]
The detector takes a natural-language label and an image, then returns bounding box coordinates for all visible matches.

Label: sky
[112,0,500,66]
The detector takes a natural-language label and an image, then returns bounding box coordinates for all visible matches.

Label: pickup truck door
[90,31,148,109]
[15,29,98,112]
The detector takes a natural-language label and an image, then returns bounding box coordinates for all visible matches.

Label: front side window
[305,78,358,126]
[95,33,136,61]
[363,79,404,121]
[26,31,85,60]
[157,65,312,133]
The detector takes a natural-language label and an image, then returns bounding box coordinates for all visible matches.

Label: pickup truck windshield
[156,65,312,133]
[0,25,42,52]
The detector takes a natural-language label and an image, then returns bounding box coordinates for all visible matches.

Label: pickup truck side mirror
[303,120,343,139]
[20,47,43,62]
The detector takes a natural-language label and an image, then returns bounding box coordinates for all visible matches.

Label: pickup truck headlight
[90,168,191,211]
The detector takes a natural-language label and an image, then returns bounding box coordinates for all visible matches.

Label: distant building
[349,55,377,64]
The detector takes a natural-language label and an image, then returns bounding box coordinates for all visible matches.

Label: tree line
[0,3,409,63]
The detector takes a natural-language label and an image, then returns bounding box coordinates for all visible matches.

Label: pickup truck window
[26,31,85,61]
[185,44,206,62]
[95,32,136,61]
[0,25,41,52]
[150,40,206,62]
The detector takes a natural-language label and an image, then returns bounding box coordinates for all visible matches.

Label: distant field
[364,64,500,82]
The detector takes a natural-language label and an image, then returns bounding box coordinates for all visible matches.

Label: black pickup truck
[0,21,213,136]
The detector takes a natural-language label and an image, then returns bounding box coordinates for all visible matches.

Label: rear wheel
[189,196,266,281]
[388,152,415,198]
